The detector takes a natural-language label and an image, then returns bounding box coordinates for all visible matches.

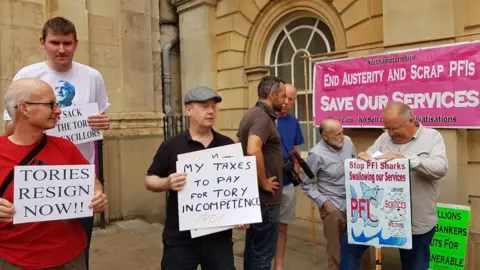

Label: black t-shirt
[147,129,235,246]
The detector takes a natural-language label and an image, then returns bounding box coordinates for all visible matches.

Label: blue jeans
[339,226,436,270]
[243,204,281,270]
[78,216,94,270]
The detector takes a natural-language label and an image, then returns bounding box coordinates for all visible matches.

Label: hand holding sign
[168,172,187,191]
[357,152,372,161]
[46,103,104,144]
[87,114,109,130]
[0,198,15,223]
[261,176,279,195]
[234,224,250,230]
[90,191,108,213]
[374,152,406,162]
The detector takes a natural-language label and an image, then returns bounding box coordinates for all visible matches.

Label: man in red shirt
[0,78,107,269]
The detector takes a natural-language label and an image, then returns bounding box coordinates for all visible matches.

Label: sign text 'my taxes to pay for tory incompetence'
[176,157,262,232]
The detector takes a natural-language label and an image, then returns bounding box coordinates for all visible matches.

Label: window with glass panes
[266,17,335,152]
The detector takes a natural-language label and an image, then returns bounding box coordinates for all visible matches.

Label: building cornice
[245,65,270,82]
[171,0,217,14]
[104,112,165,138]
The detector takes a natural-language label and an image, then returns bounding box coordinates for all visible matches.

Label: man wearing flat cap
[145,86,247,269]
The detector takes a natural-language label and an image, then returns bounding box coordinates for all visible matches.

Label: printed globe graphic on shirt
[53,80,76,108]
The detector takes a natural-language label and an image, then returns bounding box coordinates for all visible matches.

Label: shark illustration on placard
[384,207,407,222]
[387,191,405,202]
[350,182,384,227]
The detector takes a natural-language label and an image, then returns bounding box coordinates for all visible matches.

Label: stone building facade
[1,0,480,267]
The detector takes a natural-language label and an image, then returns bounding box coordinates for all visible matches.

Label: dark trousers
[339,226,436,270]
[78,216,94,270]
[161,240,235,270]
[243,204,281,270]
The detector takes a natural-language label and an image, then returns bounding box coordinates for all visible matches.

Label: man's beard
[272,103,282,112]
[326,139,344,150]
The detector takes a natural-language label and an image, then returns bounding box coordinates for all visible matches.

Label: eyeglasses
[15,101,59,111]
[383,122,406,134]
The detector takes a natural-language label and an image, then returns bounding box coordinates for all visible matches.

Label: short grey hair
[257,75,285,99]
[383,101,414,121]
[4,82,31,119]
[399,105,414,121]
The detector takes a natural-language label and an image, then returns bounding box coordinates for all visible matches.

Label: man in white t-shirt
[3,17,110,269]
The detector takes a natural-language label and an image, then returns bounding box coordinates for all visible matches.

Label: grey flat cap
[184,86,222,105]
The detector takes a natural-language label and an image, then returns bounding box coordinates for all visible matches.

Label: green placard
[429,203,470,270]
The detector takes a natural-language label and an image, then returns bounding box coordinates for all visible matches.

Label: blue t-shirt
[277,113,305,186]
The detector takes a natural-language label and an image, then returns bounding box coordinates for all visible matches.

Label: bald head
[4,78,53,119]
[285,84,297,95]
[280,83,298,115]
[383,101,413,121]
[382,101,418,143]
[319,117,341,135]
[319,117,345,149]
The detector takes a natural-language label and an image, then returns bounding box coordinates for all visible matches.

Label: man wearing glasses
[2,17,109,269]
[0,78,108,270]
[339,101,448,270]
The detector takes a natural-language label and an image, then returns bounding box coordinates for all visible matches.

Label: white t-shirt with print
[3,61,111,165]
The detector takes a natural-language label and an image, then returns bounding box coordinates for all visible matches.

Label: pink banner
[313,42,480,128]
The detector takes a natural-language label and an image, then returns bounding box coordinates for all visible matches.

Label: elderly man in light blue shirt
[301,118,372,270]
[339,101,448,270]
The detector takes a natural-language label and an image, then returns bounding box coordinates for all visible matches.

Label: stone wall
[0,0,182,223]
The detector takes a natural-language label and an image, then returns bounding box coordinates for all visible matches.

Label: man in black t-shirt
[145,86,246,270]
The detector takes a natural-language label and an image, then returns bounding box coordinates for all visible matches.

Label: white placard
[46,102,103,144]
[176,157,262,231]
[345,158,412,249]
[13,165,95,224]
[177,143,243,238]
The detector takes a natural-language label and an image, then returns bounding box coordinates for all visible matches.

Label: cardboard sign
[46,103,103,144]
[429,203,470,270]
[345,158,413,249]
[176,157,262,231]
[13,165,95,224]
[177,143,244,238]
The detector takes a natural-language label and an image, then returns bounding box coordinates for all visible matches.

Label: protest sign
[345,158,412,249]
[13,165,95,224]
[313,41,480,128]
[176,156,261,231]
[178,143,242,161]
[429,203,470,270]
[46,102,103,144]
[177,143,244,238]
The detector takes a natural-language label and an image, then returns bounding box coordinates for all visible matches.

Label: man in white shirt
[339,101,448,270]
[3,16,110,269]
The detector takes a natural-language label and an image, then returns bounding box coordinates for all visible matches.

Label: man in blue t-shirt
[273,83,304,270]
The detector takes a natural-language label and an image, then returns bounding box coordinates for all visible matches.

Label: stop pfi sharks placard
[345,158,412,249]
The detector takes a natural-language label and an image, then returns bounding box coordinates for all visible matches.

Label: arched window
[266,16,335,152]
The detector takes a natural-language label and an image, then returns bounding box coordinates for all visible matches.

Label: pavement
[89,218,402,270]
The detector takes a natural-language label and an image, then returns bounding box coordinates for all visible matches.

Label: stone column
[245,65,269,107]
[173,0,218,112]
[0,0,48,134]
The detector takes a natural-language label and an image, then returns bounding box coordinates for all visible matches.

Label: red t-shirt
[0,135,88,269]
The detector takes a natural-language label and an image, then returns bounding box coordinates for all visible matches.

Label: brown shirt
[237,102,283,205]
